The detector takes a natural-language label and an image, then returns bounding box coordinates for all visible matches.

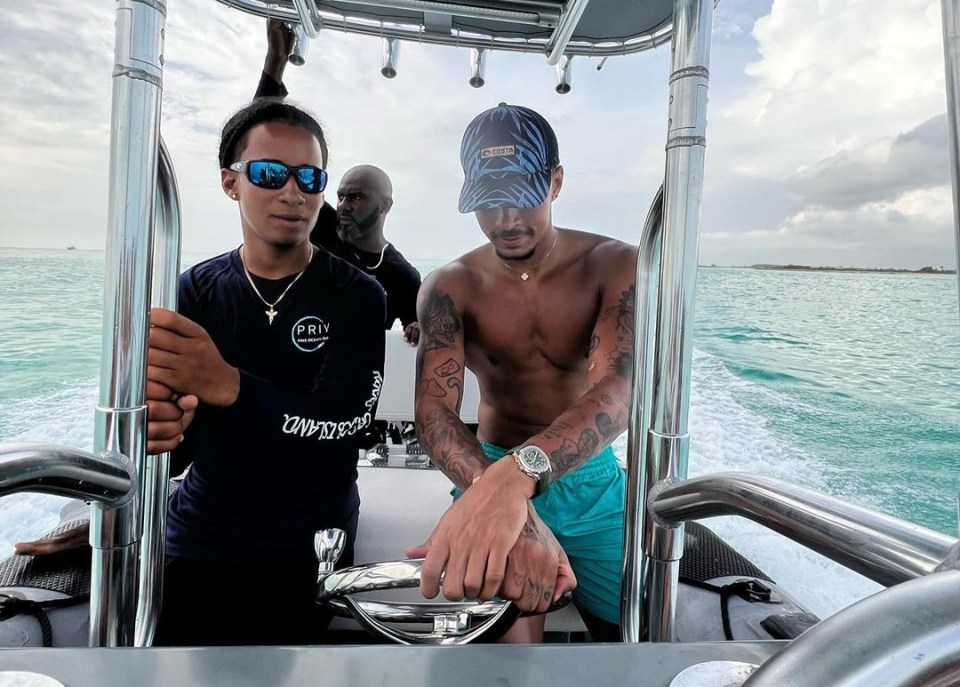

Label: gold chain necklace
[353,242,389,270]
[239,246,313,325]
[499,232,560,281]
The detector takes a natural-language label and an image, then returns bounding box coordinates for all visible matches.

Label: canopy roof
[215,0,677,62]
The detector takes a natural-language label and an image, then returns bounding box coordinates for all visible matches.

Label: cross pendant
[266,307,278,324]
[520,272,530,281]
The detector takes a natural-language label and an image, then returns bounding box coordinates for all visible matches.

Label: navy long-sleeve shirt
[166,249,386,564]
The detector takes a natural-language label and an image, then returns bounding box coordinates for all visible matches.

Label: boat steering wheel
[313,529,571,645]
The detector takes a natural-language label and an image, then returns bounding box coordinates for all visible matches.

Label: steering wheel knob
[433,612,470,636]
[314,528,346,573]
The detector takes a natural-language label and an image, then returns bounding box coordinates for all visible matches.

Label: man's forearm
[527,376,630,479]
[417,404,489,490]
[263,55,287,86]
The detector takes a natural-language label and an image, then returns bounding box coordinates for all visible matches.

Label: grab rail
[331,0,558,26]
[0,442,137,649]
[620,184,664,642]
[651,473,958,586]
[134,137,182,648]
[0,443,134,503]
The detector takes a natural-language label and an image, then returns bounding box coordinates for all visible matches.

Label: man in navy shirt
[146,98,385,645]
[16,98,386,644]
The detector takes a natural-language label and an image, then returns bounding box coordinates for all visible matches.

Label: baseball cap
[458,103,560,214]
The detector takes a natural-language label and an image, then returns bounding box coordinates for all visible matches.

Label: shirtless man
[408,103,637,641]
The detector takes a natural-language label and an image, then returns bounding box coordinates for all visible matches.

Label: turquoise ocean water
[1,247,958,617]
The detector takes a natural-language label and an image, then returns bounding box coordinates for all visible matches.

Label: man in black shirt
[148,98,385,645]
[256,20,422,344]
[332,164,421,341]
[17,98,389,644]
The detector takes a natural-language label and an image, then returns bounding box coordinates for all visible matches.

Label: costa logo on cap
[480,145,516,159]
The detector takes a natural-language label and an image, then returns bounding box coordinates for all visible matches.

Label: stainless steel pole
[941,0,960,315]
[638,0,713,642]
[92,0,166,647]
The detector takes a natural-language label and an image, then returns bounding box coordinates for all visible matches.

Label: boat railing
[134,137,183,648]
[620,182,663,641]
[0,442,136,644]
[0,57,180,650]
[943,0,960,306]
[742,565,960,686]
[646,469,960,684]
[0,443,134,505]
[649,473,958,586]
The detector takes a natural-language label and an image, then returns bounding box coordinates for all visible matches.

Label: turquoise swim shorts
[453,441,626,625]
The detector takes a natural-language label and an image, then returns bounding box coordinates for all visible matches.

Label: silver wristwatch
[511,445,553,497]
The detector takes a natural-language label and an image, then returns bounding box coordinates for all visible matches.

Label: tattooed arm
[408,267,577,610]
[413,271,488,490]
[525,242,638,477]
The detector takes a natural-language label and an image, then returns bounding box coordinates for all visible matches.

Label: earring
[230,193,238,200]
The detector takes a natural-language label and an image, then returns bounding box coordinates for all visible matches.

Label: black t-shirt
[311,229,421,328]
[166,249,386,564]
[256,73,422,328]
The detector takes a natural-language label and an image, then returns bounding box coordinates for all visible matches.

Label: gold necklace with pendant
[240,246,313,325]
[499,232,560,281]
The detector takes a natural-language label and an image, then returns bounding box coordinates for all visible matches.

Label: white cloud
[703,185,955,268]
[786,115,949,210]
[700,0,956,268]
[738,0,944,155]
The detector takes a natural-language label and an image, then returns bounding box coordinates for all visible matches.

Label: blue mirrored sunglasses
[229,159,328,194]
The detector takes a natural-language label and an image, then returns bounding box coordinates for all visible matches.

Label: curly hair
[218,97,328,169]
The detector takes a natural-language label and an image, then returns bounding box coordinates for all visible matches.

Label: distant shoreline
[1,247,957,275]
[702,264,957,275]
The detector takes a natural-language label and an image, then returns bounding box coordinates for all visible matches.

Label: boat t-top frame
[0,1,959,684]
[213,0,674,64]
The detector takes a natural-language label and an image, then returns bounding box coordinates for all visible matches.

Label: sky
[0,0,957,269]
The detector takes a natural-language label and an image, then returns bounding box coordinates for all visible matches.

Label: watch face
[519,445,549,473]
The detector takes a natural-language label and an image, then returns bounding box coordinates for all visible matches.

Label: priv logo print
[292,316,330,352]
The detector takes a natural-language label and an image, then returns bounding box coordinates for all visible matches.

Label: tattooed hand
[501,504,576,613]
[405,456,576,612]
